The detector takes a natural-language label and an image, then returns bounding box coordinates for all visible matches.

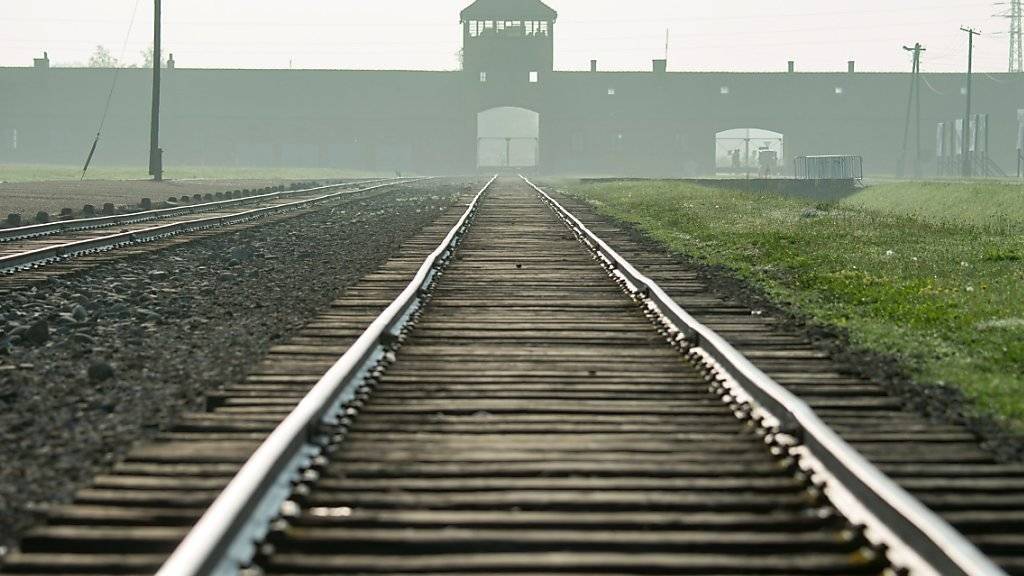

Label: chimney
[653,59,667,73]
[33,51,50,69]
[787,60,795,73]
[167,53,176,70]
[590,59,598,72]
[848,60,856,73]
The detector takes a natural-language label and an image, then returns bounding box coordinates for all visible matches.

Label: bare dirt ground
[0,178,336,218]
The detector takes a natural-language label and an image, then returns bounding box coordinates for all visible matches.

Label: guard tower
[460,0,557,84]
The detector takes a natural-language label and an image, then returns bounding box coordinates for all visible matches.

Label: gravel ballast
[0,178,350,220]
[0,178,472,551]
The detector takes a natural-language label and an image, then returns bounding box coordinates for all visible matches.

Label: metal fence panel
[795,155,863,180]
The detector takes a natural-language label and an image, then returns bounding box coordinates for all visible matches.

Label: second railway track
[2,176,1019,575]
[0,178,415,278]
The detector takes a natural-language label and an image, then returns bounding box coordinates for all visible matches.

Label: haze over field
[0,0,1014,72]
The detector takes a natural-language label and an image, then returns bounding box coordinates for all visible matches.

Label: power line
[81,0,142,180]
[558,1,1001,25]
[0,1,994,27]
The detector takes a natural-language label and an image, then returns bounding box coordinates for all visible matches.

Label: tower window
[521,20,550,37]
[480,72,487,83]
[468,20,500,37]
[529,71,539,83]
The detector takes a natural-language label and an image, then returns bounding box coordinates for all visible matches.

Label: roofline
[459,1,557,23]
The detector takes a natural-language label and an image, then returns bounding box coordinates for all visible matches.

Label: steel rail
[0,178,423,275]
[155,175,497,576]
[521,175,1006,576]
[0,178,400,243]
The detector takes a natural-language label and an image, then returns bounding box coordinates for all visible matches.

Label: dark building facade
[1,0,1023,176]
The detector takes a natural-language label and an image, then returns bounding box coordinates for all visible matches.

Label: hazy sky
[0,1,1014,73]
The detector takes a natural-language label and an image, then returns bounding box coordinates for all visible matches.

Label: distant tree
[87,45,122,68]
[141,45,168,68]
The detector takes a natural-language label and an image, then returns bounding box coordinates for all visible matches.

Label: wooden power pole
[149,0,163,181]
[900,43,926,178]
[961,26,980,178]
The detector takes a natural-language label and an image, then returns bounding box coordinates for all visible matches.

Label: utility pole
[914,44,923,178]
[899,43,926,178]
[148,0,163,181]
[961,27,980,178]
[1011,0,1023,72]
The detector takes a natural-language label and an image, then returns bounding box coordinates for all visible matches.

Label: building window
[720,86,730,95]
[469,20,502,37]
[607,88,616,95]
[529,71,539,83]
[960,86,968,95]
[480,72,487,83]
[834,86,844,95]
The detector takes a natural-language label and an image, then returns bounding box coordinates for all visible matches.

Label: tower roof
[460,0,557,22]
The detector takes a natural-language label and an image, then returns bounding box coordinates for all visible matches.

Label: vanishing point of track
[1,177,1019,576]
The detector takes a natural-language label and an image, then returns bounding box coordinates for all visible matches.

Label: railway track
[1,176,1018,575]
[0,178,418,288]
[0,178,411,272]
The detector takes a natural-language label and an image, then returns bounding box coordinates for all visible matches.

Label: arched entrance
[715,128,785,177]
[477,107,540,169]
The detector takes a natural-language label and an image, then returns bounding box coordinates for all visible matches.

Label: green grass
[567,179,1024,429]
[845,181,1024,232]
[0,164,393,183]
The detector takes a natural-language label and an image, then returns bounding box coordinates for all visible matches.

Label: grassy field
[0,164,392,183]
[567,179,1024,429]
[849,180,1024,232]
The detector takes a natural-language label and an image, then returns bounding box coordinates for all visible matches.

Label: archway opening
[477,107,540,168]
[715,128,785,177]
